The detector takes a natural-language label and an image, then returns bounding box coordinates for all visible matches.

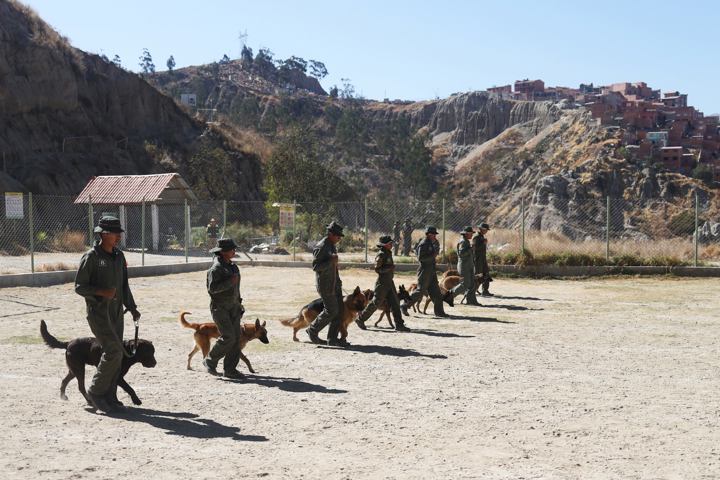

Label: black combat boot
[394,313,410,332]
[433,304,450,318]
[443,291,454,307]
[354,318,367,330]
[305,329,324,344]
[202,358,219,376]
[481,290,494,297]
[400,301,410,316]
[466,291,481,306]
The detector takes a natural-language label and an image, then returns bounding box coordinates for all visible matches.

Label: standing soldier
[202,238,245,379]
[305,221,349,347]
[401,226,453,317]
[75,216,141,413]
[473,222,493,297]
[206,218,219,245]
[355,235,410,332]
[449,226,480,305]
[401,218,413,256]
[392,221,401,256]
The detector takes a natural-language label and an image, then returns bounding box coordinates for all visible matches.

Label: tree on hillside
[308,60,328,79]
[254,47,276,77]
[329,85,339,98]
[166,55,176,72]
[220,54,231,64]
[112,54,122,68]
[240,45,254,66]
[340,78,355,99]
[138,48,155,74]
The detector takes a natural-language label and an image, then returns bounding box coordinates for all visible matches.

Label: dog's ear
[354,286,361,294]
[255,318,260,328]
[261,320,267,327]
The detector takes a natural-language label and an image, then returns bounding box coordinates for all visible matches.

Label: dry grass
[36,262,74,272]
[49,231,86,253]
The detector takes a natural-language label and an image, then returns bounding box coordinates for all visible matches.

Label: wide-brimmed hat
[376,235,393,247]
[326,221,345,237]
[93,215,124,233]
[477,223,491,230]
[425,226,439,235]
[460,226,474,234]
[210,238,239,253]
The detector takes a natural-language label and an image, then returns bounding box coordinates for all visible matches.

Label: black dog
[40,320,156,406]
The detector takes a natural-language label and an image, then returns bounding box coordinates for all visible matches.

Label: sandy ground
[0,267,719,479]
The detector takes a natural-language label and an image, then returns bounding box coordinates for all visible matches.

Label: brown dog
[179,312,269,373]
[40,320,157,406]
[281,286,367,341]
[408,272,481,314]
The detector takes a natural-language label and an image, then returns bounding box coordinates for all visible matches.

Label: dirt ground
[0,267,718,479]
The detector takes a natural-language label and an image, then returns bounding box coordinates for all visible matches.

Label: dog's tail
[40,320,68,350]
[179,311,201,331]
[280,308,304,327]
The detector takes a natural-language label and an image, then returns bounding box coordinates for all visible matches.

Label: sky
[20,0,720,114]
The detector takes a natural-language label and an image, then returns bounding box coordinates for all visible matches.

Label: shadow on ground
[100,407,268,441]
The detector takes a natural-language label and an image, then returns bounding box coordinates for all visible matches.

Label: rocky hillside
[0,0,263,200]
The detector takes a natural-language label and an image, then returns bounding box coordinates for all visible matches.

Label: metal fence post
[442,197,446,260]
[364,197,368,263]
[141,197,146,266]
[520,197,526,254]
[606,196,611,262]
[29,192,34,274]
[87,194,94,246]
[292,199,297,262]
[222,200,227,238]
[694,192,699,267]
[184,198,189,264]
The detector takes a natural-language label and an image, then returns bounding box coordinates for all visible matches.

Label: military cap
[94,215,124,233]
[376,235,393,247]
[477,223,491,230]
[326,221,345,237]
[460,226,474,234]
[210,237,239,253]
[425,226,439,235]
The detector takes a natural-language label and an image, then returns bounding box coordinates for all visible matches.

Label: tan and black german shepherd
[179,312,269,373]
[363,285,412,328]
[281,286,368,342]
[407,271,483,314]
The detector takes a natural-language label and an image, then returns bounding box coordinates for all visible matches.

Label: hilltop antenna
[238,29,248,58]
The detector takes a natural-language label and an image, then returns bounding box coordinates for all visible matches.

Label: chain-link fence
[1,193,718,275]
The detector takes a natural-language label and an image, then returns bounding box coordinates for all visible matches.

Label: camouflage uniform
[392,222,401,256]
[402,220,413,256]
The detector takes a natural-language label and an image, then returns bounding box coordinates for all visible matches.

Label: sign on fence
[5,192,23,219]
[279,205,295,229]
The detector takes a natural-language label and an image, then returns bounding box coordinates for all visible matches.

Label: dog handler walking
[449,226,481,306]
[74,216,141,413]
[305,221,349,347]
[401,226,454,317]
[355,235,410,332]
[202,238,245,379]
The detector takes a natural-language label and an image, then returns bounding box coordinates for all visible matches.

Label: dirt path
[0,268,718,479]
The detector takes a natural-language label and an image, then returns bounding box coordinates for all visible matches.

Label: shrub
[49,230,86,252]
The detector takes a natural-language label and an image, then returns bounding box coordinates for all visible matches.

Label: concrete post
[606,196,611,262]
[141,197,146,266]
[694,192,699,267]
[364,197,369,263]
[29,192,34,274]
[184,198,189,264]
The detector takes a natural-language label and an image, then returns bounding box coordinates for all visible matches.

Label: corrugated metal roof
[74,173,197,204]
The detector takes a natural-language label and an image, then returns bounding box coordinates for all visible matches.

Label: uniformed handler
[392,221,401,256]
[206,218,219,244]
[473,223,493,297]
[355,235,410,332]
[75,216,141,413]
[401,226,453,317]
[401,218,413,256]
[305,221,349,347]
[450,226,480,305]
[202,238,246,379]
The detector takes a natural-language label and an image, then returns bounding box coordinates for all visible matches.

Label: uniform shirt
[312,236,342,294]
[456,237,472,262]
[374,246,395,283]
[472,233,487,260]
[75,244,136,310]
[207,255,241,305]
[415,237,439,265]
[206,224,219,239]
[393,224,401,241]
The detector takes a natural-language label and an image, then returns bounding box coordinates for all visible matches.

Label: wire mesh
[0,192,716,275]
